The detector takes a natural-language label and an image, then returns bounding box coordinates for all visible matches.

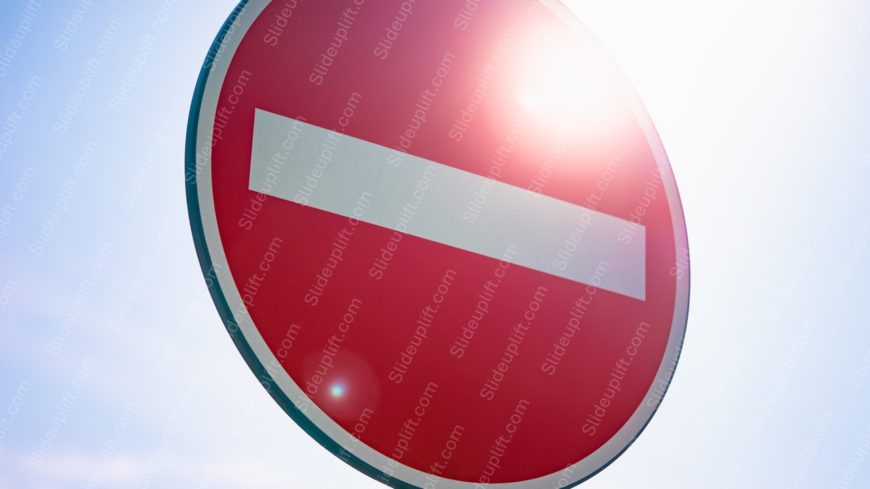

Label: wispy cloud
[1,451,317,489]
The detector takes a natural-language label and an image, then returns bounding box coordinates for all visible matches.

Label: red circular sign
[187,1,689,487]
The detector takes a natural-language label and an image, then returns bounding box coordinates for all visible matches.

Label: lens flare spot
[509,25,624,138]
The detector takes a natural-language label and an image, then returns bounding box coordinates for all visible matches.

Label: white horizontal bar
[249,109,645,300]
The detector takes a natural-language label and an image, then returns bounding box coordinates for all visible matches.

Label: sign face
[186,1,689,487]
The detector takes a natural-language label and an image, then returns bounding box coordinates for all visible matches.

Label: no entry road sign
[186,1,689,487]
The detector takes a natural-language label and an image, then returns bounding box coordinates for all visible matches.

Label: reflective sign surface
[187,1,690,487]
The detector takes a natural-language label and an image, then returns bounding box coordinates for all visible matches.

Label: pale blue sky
[1,1,869,488]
